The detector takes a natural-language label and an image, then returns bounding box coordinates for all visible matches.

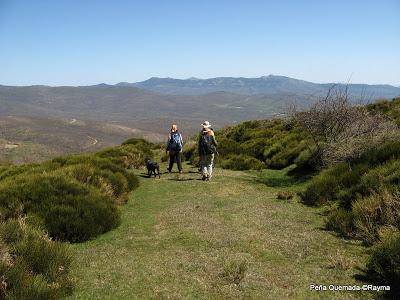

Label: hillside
[1,95,399,298]
[0,84,287,127]
[0,115,163,164]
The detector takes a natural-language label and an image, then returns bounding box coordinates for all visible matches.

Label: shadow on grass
[167,178,195,181]
[256,176,308,187]
[138,174,161,179]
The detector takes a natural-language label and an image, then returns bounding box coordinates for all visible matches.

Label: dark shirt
[198,129,218,155]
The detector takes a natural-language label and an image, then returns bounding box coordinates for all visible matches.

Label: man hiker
[198,121,218,181]
[166,124,183,173]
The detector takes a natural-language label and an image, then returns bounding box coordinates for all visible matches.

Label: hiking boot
[202,174,207,181]
[179,170,183,174]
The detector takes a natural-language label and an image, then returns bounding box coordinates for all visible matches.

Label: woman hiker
[198,121,218,181]
[166,124,184,173]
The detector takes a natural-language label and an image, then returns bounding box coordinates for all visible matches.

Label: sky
[0,0,399,86]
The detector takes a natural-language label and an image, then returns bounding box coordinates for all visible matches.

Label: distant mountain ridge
[1,75,399,138]
[116,75,400,98]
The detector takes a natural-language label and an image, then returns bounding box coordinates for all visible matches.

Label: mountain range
[1,75,399,163]
[1,75,399,128]
[116,75,400,98]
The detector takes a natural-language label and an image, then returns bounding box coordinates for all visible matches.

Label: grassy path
[68,165,372,299]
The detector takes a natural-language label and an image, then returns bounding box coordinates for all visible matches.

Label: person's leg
[168,151,175,172]
[200,155,208,179]
[207,154,214,180]
[176,152,182,172]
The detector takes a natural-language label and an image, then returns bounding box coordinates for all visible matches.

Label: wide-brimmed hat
[201,121,212,128]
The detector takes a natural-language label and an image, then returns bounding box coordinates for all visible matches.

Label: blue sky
[0,0,399,86]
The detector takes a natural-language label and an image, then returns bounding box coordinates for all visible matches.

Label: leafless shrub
[290,85,399,167]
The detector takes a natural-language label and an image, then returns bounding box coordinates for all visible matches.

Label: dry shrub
[326,250,354,270]
[291,85,398,167]
[277,191,294,200]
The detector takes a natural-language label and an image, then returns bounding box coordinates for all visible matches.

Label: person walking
[166,124,183,173]
[198,121,218,181]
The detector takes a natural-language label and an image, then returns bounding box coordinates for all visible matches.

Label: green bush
[352,191,400,245]
[52,155,139,192]
[366,231,400,298]
[220,154,264,171]
[325,208,354,238]
[361,160,400,194]
[96,144,148,169]
[0,174,120,242]
[300,165,346,205]
[0,219,73,299]
[208,119,314,171]
[61,164,128,198]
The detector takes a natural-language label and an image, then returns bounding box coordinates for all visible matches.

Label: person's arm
[166,133,171,152]
[198,134,202,154]
[212,135,218,147]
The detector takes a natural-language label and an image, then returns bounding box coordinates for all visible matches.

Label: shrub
[52,155,139,192]
[221,259,248,285]
[61,164,128,198]
[213,119,313,171]
[220,154,264,171]
[360,160,400,194]
[277,191,294,200]
[366,231,400,298]
[0,219,73,300]
[0,174,120,242]
[301,162,370,208]
[326,250,354,270]
[352,191,400,245]
[325,208,354,238]
[300,168,341,206]
[96,145,148,169]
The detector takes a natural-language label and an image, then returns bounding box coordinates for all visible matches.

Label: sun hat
[201,121,212,128]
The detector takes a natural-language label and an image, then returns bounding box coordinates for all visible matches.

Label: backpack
[169,132,182,151]
[201,134,215,154]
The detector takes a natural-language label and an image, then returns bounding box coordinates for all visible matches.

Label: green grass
[68,163,373,299]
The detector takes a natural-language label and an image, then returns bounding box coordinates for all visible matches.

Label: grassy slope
[68,164,372,300]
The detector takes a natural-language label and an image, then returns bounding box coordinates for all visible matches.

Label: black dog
[145,159,160,178]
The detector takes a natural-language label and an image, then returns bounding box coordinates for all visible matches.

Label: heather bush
[52,155,139,192]
[220,154,264,171]
[352,191,400,245]
[366,231,400,298]
[183,119,314,171]
[0,219,73,300]
[0,173,120,242]
[325,208,354,238]
[61,164,129,198]
[360,160,400,194]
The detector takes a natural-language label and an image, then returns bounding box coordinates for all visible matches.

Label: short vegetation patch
[0,219,73,300]
[221,258,248,286]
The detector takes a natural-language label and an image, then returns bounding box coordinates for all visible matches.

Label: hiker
[198,121,218,181]
[166,124,183,173]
